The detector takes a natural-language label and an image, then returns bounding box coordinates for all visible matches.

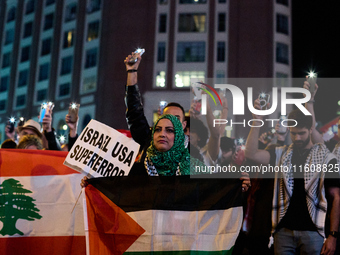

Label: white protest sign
[64,119,140,177]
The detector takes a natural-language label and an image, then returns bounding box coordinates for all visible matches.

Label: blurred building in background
[0,0,291,143]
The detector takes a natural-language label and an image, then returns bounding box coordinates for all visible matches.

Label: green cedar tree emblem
[0,178,42,236]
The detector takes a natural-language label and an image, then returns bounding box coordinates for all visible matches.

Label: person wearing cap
[18,119,43,139]
[18,119,61,150]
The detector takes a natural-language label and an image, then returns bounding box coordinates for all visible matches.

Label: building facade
[0,0,291,143]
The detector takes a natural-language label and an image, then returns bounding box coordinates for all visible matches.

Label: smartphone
[7,118,15,133]
[68,103,80,123]
[128,48,145,65]
[39,102,54,122]
[307,73,317,94]
[258,93,270,110]
[18,117,26,128]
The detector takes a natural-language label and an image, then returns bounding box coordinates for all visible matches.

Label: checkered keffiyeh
[271,143,336,238]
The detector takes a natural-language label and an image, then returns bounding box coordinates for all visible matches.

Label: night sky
[292,1,340,124]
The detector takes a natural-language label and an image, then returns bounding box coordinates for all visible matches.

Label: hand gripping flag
[84,176,243,255]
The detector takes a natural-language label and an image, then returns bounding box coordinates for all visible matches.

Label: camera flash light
[59,135,66,143]
[308,71,316,78]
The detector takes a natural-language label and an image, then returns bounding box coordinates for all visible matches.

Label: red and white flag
[0,149,85,255]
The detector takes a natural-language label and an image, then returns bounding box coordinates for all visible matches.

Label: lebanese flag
[84,176,243,254]
[0,149,85,254]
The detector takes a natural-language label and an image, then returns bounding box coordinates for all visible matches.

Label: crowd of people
[2,51,340,255]
[2,107,78,151]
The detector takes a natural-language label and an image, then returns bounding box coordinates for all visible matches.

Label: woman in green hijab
[129,114,204,176]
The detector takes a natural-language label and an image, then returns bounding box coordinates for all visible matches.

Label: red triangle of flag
[85,184,145,255]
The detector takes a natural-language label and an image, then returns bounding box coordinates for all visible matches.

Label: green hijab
[146,114,191,176]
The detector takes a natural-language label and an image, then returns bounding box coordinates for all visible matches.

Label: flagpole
[82,187,90,255]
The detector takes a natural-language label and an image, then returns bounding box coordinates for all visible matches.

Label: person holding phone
[124,51,202,163]
[64,103,80,151]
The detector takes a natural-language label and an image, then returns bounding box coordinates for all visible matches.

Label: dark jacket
[43,128,62,151]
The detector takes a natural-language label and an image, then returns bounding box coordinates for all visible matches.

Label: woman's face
[153,119,175,152]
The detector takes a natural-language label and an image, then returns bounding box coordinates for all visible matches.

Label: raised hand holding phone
[307,71,317,94]
[68,103,80,123]
[127,48,145,65]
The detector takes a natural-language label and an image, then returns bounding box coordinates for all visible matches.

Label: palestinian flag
[84,176,243,254]
[0,149,85,255]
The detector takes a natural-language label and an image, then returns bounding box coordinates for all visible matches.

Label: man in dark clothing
[245,100,340,255]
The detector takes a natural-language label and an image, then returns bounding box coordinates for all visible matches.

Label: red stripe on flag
[85,184,145,255]
[0,236,85,255]
[0,150,79,176]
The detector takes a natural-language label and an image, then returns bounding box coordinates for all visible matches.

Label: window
[82,76,97,92]
[87,21,100,41]
[18,69,29,87]
[41,38,52,56]
[38,63,50,81]
[82,114,92,129]
[157,42,166,62]
[179,13,206,32]
[175,71,205,87]
[4,29,14,45]
[277,0,288,6]
[218,0,227,3]
[21,46,30,62]
[85,48,97,68]
[159,14,167,33]
[7,7,16,22]
[59,83,70,97]
[179,0,207,3]
[177,42,205,62]
[276,14,289,35]
[156,71,166,87]
[276,72,288,87]
[218,13,226,32]
[25,0,35,15]
[46,0,55,6]
[0,100,6,111]
[216,70,225,83]
[44,13,54,30]
[0,76,9,92]
[159,0,168,4]
[87,0,101,13]
[276,42,289,64]
[63,30,75,48]
[217,42,225,62]
[16,95,26,107]
[2,52,11,68]
[60,56,73,75]
[37,89,47,102]
[23,21,33,38]
[65,3,77,22]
